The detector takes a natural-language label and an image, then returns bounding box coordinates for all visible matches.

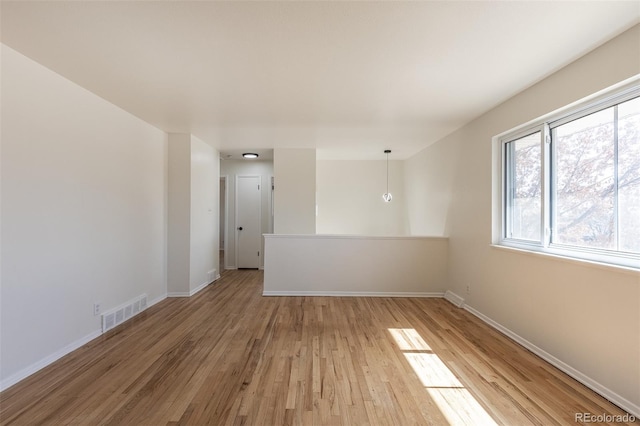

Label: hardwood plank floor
[1,270,637,425]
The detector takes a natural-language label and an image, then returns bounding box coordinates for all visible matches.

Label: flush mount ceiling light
[242,153,259,159]
[382,149,392,203]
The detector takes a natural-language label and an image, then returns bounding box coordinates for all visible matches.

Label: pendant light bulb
[383,149,392,203]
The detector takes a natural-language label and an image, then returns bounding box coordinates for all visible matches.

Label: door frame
[235,175,262,269]
[220,175,229,270]
[269,175,274,235]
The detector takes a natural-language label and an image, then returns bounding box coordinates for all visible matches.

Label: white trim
[491,244,639,275]
[167,292,191,297]
[190,280,210,296]
[493,77,640,142]
[0,329,102,392]
[444,290,465,307]
[220,175,229,272]
[0,290,170,391]
[463,304,640,418]
[548,84,640,129]
[167,280,211,298]
[270,175,274,233]
[147,293,167,308]
[3,288,637,417]
[263,291,444,298]
[263,234,448,241]
[494,79,640,271]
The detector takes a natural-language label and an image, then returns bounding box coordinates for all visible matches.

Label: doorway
[235,175,262,269]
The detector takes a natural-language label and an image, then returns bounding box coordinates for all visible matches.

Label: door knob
[238,227,243,231]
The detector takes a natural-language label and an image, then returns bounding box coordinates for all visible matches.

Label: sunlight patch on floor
[387,328,431,351]
[389,328,498,426]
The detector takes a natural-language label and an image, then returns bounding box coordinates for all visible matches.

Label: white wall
[273,149,316,234]
[316,160,408,235]
[220,159,273,269]
[167,134,191,294]
[189,137,218,290]
[405,140,460,236]
[168,134,219,295]
[405,25,640,414]
[264,235,447,295]
[0,45,167,388]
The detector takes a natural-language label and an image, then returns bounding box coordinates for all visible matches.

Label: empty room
[1,1,639,425]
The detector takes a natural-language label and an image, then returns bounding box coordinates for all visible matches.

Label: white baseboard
[4,287,637,418]
[168,280,212,298]
[463,304,640,418]
[263,291,445,298]
[444,290,465,307]
[0,329,102,392]
[1,291,169,392]
[147,293,167,308]
[190,280,209,296]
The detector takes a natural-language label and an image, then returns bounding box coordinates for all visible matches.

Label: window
[500,86,640,269]
[504,131,543,242]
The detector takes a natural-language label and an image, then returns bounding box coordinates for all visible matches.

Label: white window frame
[502,125,548,247]
[496,82,640,270]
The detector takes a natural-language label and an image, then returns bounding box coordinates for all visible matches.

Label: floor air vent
[102,294,148,333]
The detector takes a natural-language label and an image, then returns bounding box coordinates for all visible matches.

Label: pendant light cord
[386,151,389,194]
[383,149,392,202]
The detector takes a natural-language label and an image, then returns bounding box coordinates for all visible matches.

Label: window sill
[490,244,640,276]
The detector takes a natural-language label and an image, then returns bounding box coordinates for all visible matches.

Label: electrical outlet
[466,284,470,294]
[93,302,101,316]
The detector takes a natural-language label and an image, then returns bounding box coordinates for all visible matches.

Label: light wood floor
[1,270,637,425]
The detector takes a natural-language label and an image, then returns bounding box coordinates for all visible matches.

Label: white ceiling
[1,1,639,160]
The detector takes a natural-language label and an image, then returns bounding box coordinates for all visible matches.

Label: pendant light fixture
[382,149,392,203]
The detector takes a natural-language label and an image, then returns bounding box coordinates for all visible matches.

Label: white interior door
[236,175,261,269]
